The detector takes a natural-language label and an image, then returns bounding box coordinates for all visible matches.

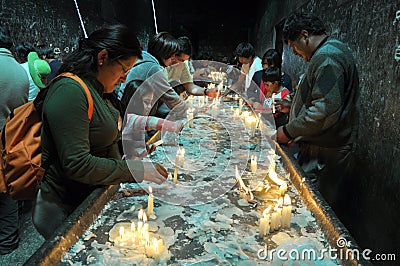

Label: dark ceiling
[109,0,261,59]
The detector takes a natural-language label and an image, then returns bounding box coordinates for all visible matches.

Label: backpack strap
[57,72,94,121]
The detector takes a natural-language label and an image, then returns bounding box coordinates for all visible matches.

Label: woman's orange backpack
[0,73,94,200]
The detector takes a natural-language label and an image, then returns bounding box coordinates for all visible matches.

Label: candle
[147,186,154,216]
[268,167,285,186]
[259,206,271,236]
[187,108,194,128]
[282,194,292,229]
[245,116,257,137]
[119,226,125,239]
[153,238,161,262]
[234,94,239,101]
[270,209,279,231]
[239,98,243,114]
[168,173,172,181]
[271,93,276,113]
[138,208,144,221]
[276,197,283,229]
[137,221,143,233]
[268,149,276,171]
[250,155,257,173]
[279,182,288,196]
[173,148,185,183]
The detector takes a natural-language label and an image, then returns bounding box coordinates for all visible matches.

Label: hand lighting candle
[147,186,154,216]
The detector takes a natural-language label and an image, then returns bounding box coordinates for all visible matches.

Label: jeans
[0,193,19,253]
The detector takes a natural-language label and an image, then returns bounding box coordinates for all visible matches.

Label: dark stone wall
[255,0,400,262]
[0,0,110,58]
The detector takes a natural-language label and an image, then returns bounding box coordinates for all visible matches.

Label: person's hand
[205,87,219,98]
[146,144,157,155]
[275,99,291,113]
[142,162,167,184]
[276,126,291,144]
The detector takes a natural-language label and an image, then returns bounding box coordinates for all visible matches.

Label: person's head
[28,51,51,88]
[124,80,154,115]
[174,36,192,63]
[0,25,12,50]
[283,13,327,62]
[262,49,282,69]
[234,42,256,65]
[59,24,142,93]
[147,32,179,67]
[262,66,281,93]
[14,42,36,63]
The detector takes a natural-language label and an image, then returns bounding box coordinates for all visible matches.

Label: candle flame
[278,197,284,207]
[119,226,124,239]
[138,209,144,220]
[154,238,159,253]
[262,206,272,217]
[268,168,285,186]
[284,194,291,205]
[149,186,153,194]
[143,212,148,223]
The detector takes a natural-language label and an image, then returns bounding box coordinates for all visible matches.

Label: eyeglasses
[116,60,131,75]
[264,82,274,87]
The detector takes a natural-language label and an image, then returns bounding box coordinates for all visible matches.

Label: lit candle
[276,197,283,229]
[173,148,185,183]
[250,155,257,173]
[119,226,125,240]
[270,208,279,231]
[282,194,292,229]
[279,182,288,196]
[168,173,172,181]
[234,94,239,101]
[245,116,257,137]
[153,238,161,262]
[147,186,154,216]
[259,206,271,236]
[138,208,144,221]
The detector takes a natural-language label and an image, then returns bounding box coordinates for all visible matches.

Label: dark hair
[262,66,282,84]
[14,42,36,63]
[0,25,12,50]
[177,36,192,56]
[124,80,153,115]
[147,32,179,66]
[283,13,327,44]
[58,24,142,78]
[262,49,282,68]
[234,42,255,58]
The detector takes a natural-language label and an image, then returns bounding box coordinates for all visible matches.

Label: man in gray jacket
[0,25,29,254]
[277,13,360,211]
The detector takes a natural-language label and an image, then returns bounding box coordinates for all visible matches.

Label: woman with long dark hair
[33,24,167,239]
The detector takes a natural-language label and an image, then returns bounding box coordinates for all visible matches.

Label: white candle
[276,197,283,229]
[282,194,292,229]
[153,238,161,262]
[138,208,144,221]
[271,93,276,113]
[270,210,279,231]
[119,226,125,240]
[147,186,154,216]
[259,206,271,236]
[279,182,288,196]
[250,155,257,173]
[173,148,185,183]
[187,108,194,128]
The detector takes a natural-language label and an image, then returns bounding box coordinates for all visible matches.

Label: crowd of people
[0,11,359,256]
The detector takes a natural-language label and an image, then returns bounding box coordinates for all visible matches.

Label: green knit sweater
[40,77,144,206]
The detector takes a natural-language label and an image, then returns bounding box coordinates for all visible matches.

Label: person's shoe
[0,242,19,255]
